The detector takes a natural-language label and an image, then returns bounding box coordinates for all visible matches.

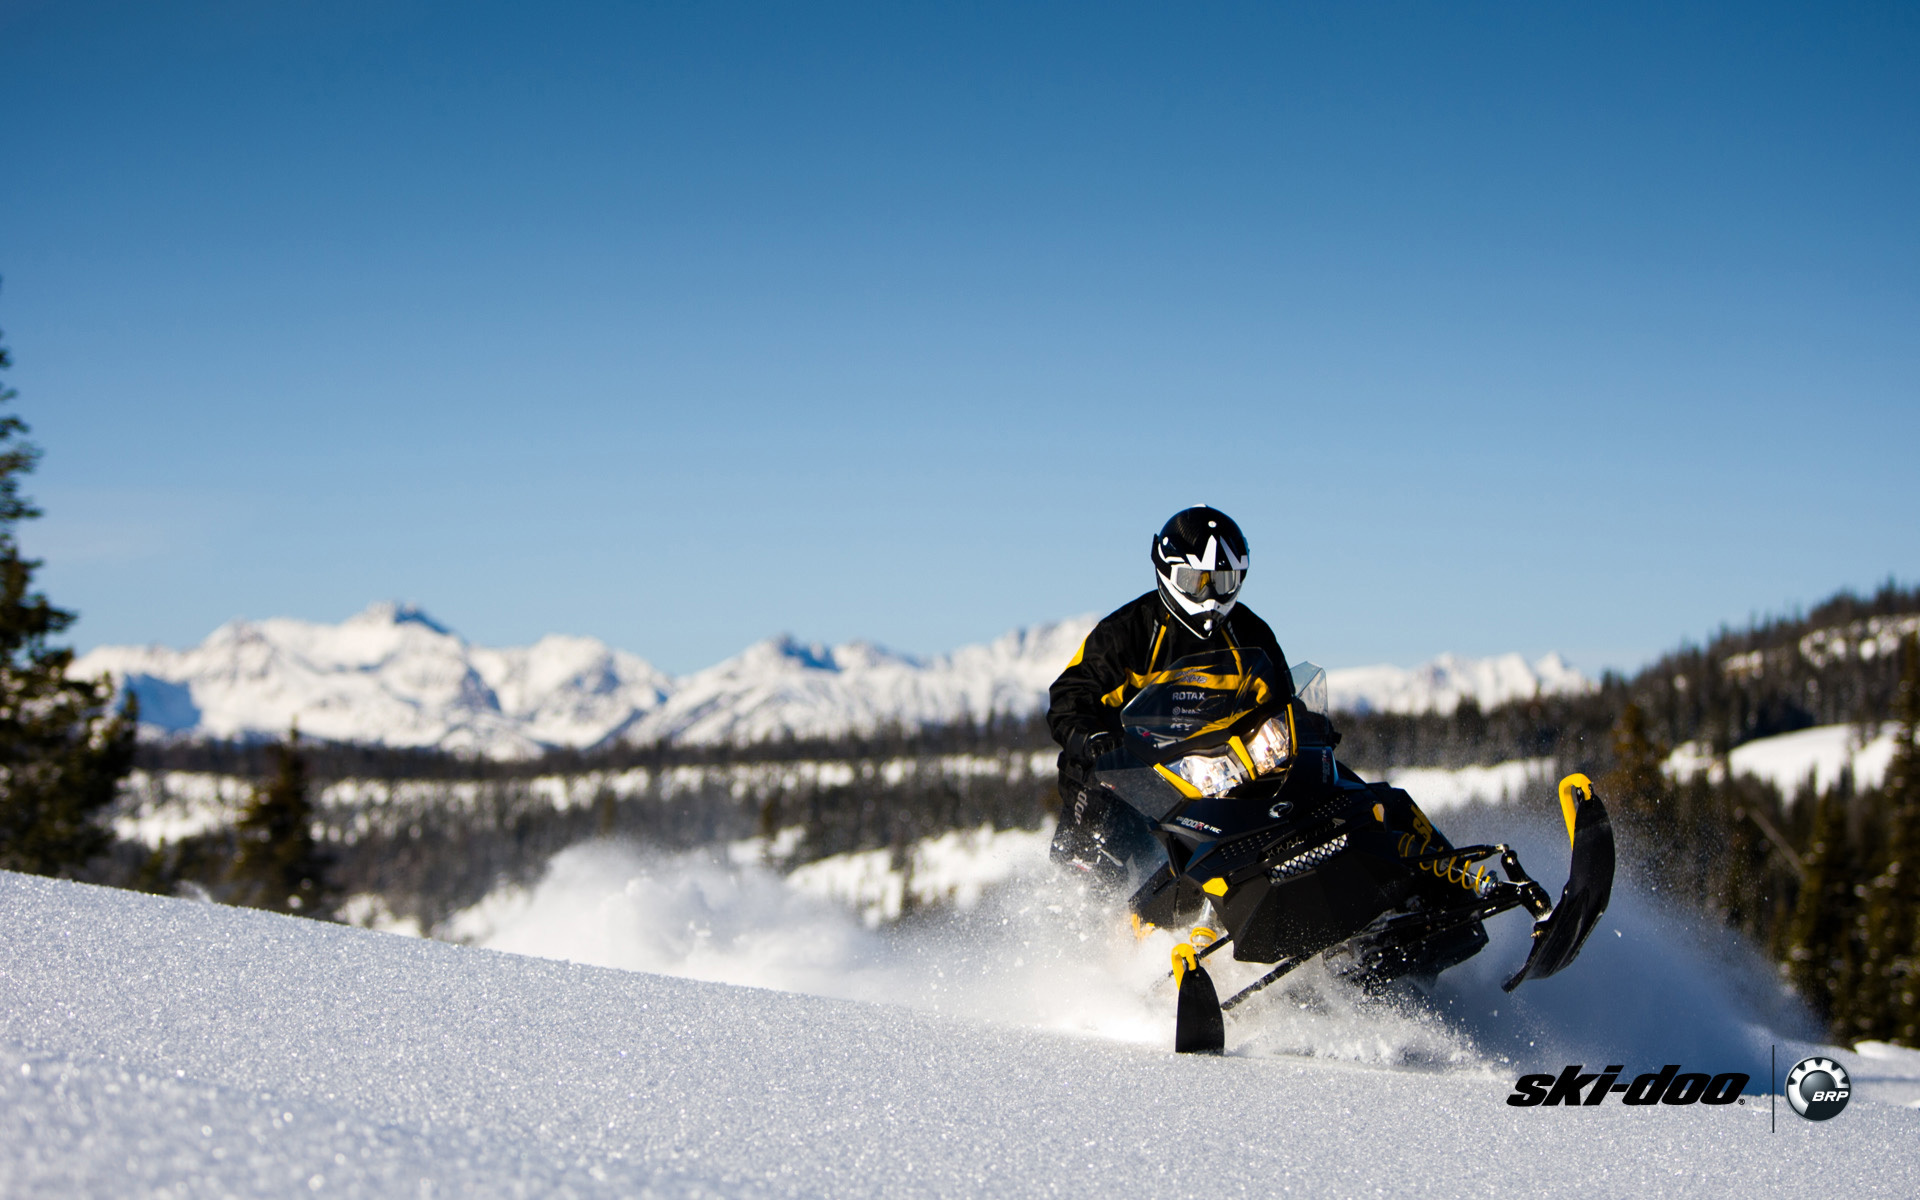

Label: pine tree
[1849,801,1898,1042]
[1884,634,1920,1043]
[228,727,335,918]
[0,318,136,878]
[1603,702,1671,819]
[1785,772,1862,1028]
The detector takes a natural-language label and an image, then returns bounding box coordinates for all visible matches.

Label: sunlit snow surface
[6,816,1919,1197]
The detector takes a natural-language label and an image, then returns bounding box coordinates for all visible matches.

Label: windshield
[1119,648,1286,757]
[1290,661,1327,716]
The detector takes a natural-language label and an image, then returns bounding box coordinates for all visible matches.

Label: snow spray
[449,810,1822,1076]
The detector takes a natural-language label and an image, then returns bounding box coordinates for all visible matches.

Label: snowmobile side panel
[1097,763,1185,822]
[1224,851,1400,963]
[1128,864,1207,930]
[1327,910,1489,989]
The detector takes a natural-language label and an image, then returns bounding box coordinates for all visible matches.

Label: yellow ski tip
[1171,943,1198,987]
[1557,773,1594,848]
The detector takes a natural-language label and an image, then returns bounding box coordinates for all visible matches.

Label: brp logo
[1784,1057,1851,1122]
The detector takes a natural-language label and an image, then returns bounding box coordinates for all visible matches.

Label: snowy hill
[5,864,1917,1196]
[1667,722,1902,798]
[73,603,1588,757]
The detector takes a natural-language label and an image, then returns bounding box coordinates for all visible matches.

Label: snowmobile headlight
[1164,749,1253,799]
[1246,714,1292,775]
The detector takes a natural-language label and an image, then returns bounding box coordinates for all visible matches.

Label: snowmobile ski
[1501,774,1615,992]
[1172,943,1225,1054]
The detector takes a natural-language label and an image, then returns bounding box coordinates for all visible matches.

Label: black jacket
[1047,591,1292,771]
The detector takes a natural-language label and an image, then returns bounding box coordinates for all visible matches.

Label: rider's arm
[1046,611,1137,764]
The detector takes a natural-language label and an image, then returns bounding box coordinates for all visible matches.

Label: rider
[1048,505,1293,889]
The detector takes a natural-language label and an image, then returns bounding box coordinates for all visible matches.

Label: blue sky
[2,1,1915,674]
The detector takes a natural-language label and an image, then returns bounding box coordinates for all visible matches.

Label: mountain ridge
[73,602,1592,758]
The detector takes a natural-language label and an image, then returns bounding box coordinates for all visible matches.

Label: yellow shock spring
[1399,807,1483,894]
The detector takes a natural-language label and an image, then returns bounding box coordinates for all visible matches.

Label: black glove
[1072,728,1118,766]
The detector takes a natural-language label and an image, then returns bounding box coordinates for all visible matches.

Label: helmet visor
[1170,566,1242,601]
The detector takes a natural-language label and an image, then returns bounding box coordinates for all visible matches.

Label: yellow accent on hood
[1153,762,1204,799]
[1228,736,1257,777]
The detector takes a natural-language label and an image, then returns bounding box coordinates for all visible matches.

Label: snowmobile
[1085,649,1615,1054]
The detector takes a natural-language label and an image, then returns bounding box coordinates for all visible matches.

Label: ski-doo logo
[1784,1057,1851,1121]
[1506,1064,1750,1107]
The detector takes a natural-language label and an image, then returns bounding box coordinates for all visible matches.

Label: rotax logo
[1506,1064,1750,1107]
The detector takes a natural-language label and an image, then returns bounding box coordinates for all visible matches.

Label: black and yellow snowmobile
[1085,649,1615,1054]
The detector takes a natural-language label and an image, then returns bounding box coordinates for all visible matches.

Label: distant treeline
[116,748,1058,935]
[1340,581,1920,773]
[133,708,1059,780]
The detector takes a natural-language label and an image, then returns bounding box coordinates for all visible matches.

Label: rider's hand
[1081,730,1117,763]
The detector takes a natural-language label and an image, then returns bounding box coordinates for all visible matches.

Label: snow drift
[5,857,1917,1197]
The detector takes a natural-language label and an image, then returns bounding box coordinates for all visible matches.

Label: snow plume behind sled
[449,816,1821,1075]
[447,832,1175,1045]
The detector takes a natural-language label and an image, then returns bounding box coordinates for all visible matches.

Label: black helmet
[1151,506,1249,638]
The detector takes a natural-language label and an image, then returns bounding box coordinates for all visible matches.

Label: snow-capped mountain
[72,603,1590,757]
[73,603,1099,758]
[1325,652,1590,716]
[74,603,673,758]
[612,621,1096,746]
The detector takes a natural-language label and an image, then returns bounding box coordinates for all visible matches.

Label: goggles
[1170,566,1243,601]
